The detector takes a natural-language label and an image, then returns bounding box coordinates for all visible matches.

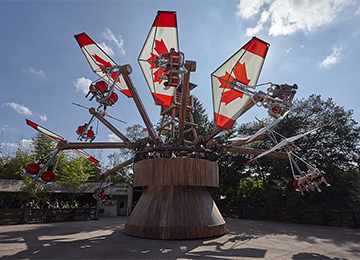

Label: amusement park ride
[23,11,326,239]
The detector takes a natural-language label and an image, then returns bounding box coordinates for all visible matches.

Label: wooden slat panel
[125,186,226,239]
[133,158,218,187]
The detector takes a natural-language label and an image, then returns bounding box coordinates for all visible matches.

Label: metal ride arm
[220,145,288,160]
[32,149,60,182]
[119,64,160,146]
[56,140,137,150]
[101,65,122,100]
[285,148,302,174]
[178,60,196,145]
[232,134,267,146]
[96,158,133,180]
[89,107,130,143]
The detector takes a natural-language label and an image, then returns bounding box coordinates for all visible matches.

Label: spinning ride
[25,11,304,239]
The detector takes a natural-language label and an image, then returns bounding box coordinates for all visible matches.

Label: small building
[0,179,134,217]
[98,181,133,217]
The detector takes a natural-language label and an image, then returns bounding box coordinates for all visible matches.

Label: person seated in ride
[24,159,44,177]
[86,81,108,101]
[307,164,330,192]
[159,48,179,77]
[86,126,95,142]
[297,171,310,196]
[261,98,283,118]
[76,123,87,135]
[270,83,298,102]
[160,48,178,70]
[105,91,118,106]
[40,165,55,183]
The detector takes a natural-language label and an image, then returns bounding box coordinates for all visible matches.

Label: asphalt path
[0,217,359,259]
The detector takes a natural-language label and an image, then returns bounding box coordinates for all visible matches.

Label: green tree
[57,157,96,201]
[231,95,360,210]
[105,124,144,181]
[184,96,214,140]
[31,133,56,160]
[0,137,33,180]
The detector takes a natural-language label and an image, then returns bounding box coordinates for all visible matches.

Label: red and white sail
[228,110,290,143]
[248,125,326,162]
[138,11,179,107]
[212,37,269,130]
[74,32,131,98]
[26,119,99,164]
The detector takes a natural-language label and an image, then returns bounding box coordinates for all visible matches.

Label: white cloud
[3,102,47,121]
[237,0,355,36]
[19,139,34,150]
[38,114,47,122]
[318,45,346,68]
[0,139,33,151]
[99,42,115,56]
[22,66,45,77]
[102,28,126,55]
[3,102,33,116]
[73,77,92,95]
[108,133,121,142]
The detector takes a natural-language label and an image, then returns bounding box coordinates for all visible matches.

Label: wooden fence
[0,207,96,225]
[219,207,360,228]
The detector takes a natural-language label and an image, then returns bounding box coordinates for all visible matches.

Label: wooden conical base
[124,157,226,239]
[124,186,226,239]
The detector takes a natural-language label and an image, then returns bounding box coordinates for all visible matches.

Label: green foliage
[0,131,99,201]
[57,157,96,199]
[185,96,214,140]
[0,145,33,180]
[105,124,142,182]
[107,124,143,166]
[31,133,56,160]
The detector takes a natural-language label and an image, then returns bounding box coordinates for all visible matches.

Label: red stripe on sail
[88,157,99,164]
[74,33,94,48]
[243,38,269,58]
[152,92,173,107]
[26,119,38,130]
[152,11,177,28]
[214,113,236,130]
[120,89,132,98]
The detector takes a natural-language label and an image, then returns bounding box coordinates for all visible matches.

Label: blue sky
[1,0,360,165]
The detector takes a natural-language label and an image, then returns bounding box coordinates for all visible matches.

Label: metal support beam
[203,126,223,145]
[178,61,196,145]
[97,158,133,179]
[289,154,302,174]
[232,134,267,146]
[56,140,137,150]
[89,107,130,143]
[220,145,288,160]
[119,64,160,146]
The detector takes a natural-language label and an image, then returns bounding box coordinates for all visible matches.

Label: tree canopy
[216,95,360,210]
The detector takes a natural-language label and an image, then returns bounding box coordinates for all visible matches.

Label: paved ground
[0,217,359,260]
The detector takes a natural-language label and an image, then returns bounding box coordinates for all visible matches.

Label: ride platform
[124,157,226,239]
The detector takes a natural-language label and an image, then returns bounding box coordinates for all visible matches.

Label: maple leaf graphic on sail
[92,54,121,84]
[219,62,250,105]
[146,39,169,83]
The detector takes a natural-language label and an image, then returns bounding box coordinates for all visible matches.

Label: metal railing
[219,207,359,228]
[0,207,96,225]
